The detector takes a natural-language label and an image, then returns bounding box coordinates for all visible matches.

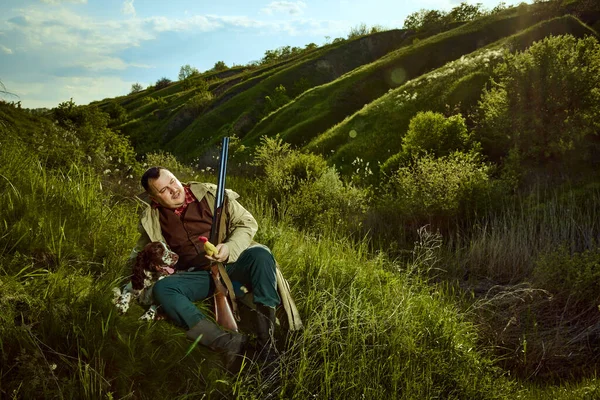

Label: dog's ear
[131,250,148,290]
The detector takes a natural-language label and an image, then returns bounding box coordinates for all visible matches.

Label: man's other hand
[206,243,229,263]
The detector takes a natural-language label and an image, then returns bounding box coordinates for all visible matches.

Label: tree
[447,2,484,22]
[130,82,143,94]
[213,61,228,71]
[475,35,600,164]
[155,77,172,90]
[178,64,199,89]
[178,64,199,81]
[403,9,447,31]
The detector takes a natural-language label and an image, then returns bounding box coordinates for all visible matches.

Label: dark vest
[158,198,213,271]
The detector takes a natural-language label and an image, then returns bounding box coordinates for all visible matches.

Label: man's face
[148,169,185,209]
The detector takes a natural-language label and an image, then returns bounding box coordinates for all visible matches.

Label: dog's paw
[115,292,132,314]
[139,306,157,322]
[112,287,122,304]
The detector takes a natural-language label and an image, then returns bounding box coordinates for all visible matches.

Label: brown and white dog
[113,242,179,321]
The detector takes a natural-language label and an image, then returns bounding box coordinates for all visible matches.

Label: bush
[533,245,600,307]
[213,61,228,71]
[155,77,172,90]
[129,82,143,94]
[253,136,367,234]
[475,35,600,164]
[382,150,492,219]
[402,111,474,159]
[185,91,214,116]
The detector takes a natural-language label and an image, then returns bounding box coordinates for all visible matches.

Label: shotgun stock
[209,137,239,332]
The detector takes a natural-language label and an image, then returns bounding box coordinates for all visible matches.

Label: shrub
[533,245,600,307]
[213,61,228,71]
[262,85,290,118]
[106,101,128,125]
[402,111,474,159]
[185,91,214,116]
[154,77,172,90]
[253,136,366,233]
[129,82,143,94]
[475,35,600,164]
[382,150,492,219]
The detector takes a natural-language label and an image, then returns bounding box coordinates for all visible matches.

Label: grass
[241,4,556,150]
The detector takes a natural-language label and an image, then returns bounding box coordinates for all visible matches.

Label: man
[129,166,295,368]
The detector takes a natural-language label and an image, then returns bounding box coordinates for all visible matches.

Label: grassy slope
[0,106,521,399]
[305,16,597,175]
[241,7,552,150]
[164,29,425,161]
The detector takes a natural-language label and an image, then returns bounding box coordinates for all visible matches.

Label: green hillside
[241,6,554,148]
[307,15,597,175]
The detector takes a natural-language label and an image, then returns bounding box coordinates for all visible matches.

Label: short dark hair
[141,167,164,192]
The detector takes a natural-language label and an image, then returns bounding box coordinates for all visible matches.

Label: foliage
[50,99,137,174]
[178,64,199,81]
[212,60,228,71]
[129,82,143,94]
[262,84,290,118]
[154,77,172,90]
[105,102,128,125]
[475,34,600,164]
[252,136,366,233]
[401,111,474,160]
[347,23,385,40]
[179,64,200,89]
[403,2,485,31]
[184,91,214,116]
[533,245,600,306]
[381,151,492,220]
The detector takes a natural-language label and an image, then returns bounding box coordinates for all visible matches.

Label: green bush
[253,136,366,233]
[154,77,172,90]
[382,150,492,219]
[475,34,600,164]
[401,111,474,159]
[533,245,600,306]
[185,91,214,116]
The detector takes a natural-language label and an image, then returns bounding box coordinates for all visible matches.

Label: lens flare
[390,68,407,85]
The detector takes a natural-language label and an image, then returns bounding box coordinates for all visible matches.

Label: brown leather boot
[186,319,248,371]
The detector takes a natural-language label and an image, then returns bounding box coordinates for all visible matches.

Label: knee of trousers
[152,277,181,305]
[245,246,276,269]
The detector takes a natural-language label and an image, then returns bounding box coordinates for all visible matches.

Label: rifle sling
[217,262,239,321]
[214,196,240,321]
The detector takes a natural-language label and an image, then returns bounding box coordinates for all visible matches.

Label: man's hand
[205,243,229,263]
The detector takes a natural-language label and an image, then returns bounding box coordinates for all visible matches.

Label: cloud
[1,45,14,54]
[1,4,347,107]
[122,0,135,16]
[262,1,307,16]
[3,75,135,108]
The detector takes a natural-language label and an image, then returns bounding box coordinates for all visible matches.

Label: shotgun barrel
[208,137,238,332]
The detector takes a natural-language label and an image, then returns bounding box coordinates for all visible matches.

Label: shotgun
[208,137,239,332]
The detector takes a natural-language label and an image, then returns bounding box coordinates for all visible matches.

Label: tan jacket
[129,182,257,264]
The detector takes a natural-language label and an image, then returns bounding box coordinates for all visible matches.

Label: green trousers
[153,245,280,329]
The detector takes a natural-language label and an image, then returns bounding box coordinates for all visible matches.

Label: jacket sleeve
[224,194,258,263]
[128,222,151,266]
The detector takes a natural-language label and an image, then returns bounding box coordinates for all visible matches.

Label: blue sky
[0,0,524,109]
